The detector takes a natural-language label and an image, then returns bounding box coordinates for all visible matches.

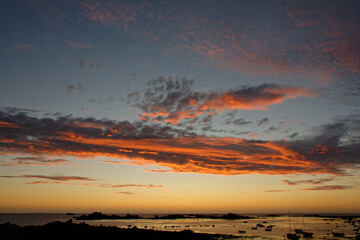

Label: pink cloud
[80,1,138,31]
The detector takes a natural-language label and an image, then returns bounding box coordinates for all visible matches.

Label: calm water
[0,213,359,239]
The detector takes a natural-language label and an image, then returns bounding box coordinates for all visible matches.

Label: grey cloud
[302,185,351,191]
[78,59,102,70]
[1,175,97,181]
[118,191,136,195]
[288,132,299,138]
[225,117,252,126]
[89,97,115,104]
[66,83,86,94]
[257,118,269,126]
[0,157,73,166]
[282,177,337,186]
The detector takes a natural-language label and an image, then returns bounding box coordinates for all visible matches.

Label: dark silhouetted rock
[0,221,233,240]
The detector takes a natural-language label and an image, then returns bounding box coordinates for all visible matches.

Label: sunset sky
[0,0,360,213]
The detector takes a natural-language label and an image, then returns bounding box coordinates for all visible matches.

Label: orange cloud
[1,111,358,176]
[0,121,24,129]
[200,86,317,111]
[132,78,317,125]
[71,121,109,129]
[1,131,336,175]
[138,151,158,155]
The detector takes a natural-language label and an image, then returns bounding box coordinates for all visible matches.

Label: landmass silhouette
[0,220,235,240]
[75,212,253,220]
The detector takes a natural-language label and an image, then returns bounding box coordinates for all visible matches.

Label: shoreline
[75,212,254,220]
[0,220,238,240]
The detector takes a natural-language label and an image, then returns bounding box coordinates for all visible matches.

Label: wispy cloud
[100,184,162,189]
[2,175,161,192]
[1,175,97,181]
[0,157,73,167]
[0,121,25,129]
[264,190,290,193]
[26,181,65,185]
[302,185,351,191]
[283,177,337,186]
[118,191,135,195]
[11,42,34,52]
[66,41,92,48]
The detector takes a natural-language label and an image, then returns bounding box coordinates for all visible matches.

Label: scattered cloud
[66,83,86,94]
[225,117,251,126]
[80,1,139,31]
[27,1,360,89]
[128,77,316,125]
[78,59,102,70]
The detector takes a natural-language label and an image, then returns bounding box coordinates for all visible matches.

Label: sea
[0,213,359,239]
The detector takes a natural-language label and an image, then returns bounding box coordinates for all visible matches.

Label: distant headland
[75,212,253,220]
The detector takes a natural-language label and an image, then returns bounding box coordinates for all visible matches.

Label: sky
[0,0,359,213]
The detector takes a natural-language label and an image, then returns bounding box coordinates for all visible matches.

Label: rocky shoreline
[0,220,237,240]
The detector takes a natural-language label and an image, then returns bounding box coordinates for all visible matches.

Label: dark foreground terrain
[0,220,234,240]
